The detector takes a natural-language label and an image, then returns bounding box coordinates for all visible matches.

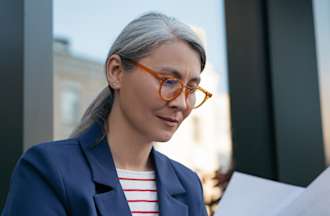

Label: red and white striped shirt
[117,168,160,216]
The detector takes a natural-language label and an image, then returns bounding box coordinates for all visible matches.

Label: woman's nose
[167,89,189,110]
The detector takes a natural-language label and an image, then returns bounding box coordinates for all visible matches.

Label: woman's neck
[105,103,154,171]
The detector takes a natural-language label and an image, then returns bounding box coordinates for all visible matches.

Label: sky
[53,0,228,92]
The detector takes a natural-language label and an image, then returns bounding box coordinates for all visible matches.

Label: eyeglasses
[122,57,212,109]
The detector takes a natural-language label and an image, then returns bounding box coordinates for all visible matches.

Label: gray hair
[70,12,206,138]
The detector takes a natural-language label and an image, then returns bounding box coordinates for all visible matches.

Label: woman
[2,12,212,216]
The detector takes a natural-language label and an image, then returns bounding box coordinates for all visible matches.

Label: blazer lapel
[78,121,188,216]
[79,121,131,216]
[152,149,188,216]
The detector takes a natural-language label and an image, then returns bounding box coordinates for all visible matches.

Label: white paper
[214,172,304,216]
[274,167,330,216]
[214,167,330,216]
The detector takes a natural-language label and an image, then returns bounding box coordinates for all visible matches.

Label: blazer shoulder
[2,139,79,215]
[19,137,81,185]
[16,138,83,193]
[22,138,79,163]
[26,138,79,154]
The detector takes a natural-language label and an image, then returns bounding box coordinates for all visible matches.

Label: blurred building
[53,38,107,139]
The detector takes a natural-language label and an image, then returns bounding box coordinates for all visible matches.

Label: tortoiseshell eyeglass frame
[121,57,213,109]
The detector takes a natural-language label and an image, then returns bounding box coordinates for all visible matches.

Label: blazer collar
[152,149,188,215]
[78,121,188,215]
[78,120,118,187]
[151,149,186,196]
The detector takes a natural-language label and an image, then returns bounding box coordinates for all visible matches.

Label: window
[61,82,80,126]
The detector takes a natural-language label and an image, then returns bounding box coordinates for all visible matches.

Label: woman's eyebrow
[157,66,201,83]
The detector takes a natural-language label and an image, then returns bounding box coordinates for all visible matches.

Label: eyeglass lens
[160,78,205,108]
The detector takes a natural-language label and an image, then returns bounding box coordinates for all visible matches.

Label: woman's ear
[106,54,124,90]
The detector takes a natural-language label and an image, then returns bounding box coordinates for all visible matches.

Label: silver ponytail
[70,86,113,137]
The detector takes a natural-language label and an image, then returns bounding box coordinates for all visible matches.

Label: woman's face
[117,40,201,142]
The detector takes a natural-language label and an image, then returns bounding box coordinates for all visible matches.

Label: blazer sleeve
[2,144,69,216]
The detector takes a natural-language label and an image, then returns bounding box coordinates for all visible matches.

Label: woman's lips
[157,116,179,127]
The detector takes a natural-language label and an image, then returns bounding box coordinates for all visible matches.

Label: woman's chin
[153,132,174,142]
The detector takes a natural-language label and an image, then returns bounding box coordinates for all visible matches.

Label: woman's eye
[164,79,179,86]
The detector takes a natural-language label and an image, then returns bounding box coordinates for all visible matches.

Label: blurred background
[1,0,329,215]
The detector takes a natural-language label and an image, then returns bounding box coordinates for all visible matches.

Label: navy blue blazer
[2,121,207,216]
